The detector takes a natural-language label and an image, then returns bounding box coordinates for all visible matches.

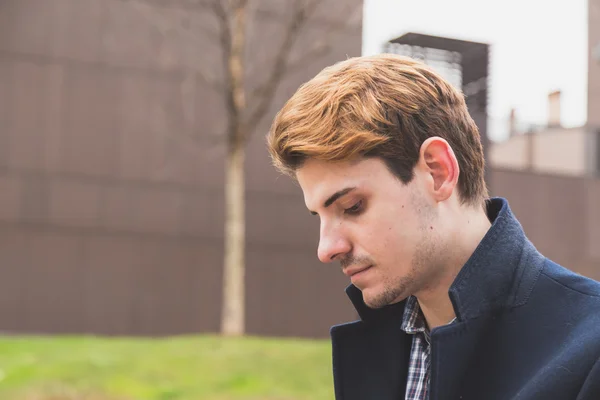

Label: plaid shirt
[401,296,456,400]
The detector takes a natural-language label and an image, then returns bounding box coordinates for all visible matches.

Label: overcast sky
[362,0,588,141]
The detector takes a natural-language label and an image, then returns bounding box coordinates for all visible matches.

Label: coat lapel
[331,318,412,400]
[429,317,492,399]
[331,284,412,400]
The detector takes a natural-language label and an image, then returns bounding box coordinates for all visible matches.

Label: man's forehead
[296,159,369,207]
[297,159,353,188]
[296,158,383,184]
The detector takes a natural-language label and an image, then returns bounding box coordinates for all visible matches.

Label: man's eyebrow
[324,187,356,208]
[309,187,357,215]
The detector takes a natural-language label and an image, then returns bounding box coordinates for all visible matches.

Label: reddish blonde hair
[267,53,488,205]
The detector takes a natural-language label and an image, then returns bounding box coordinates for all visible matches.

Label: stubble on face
[364,266,417,309]
[362,189,440,309]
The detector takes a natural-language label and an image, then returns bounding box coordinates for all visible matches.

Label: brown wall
[490,169,600,281]
[0,0,361,338]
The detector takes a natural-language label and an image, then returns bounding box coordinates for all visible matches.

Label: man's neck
[417,294,456,330]
[416,206,492,330]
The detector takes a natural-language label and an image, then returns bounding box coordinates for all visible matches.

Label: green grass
[0,334,333,400]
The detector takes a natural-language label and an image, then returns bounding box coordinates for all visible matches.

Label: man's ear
[417,137,460,202]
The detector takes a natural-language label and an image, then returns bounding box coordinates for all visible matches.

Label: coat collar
[346,197,545,323]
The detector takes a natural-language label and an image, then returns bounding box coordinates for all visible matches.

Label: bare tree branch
[129,0,225,92]
[212,0,234,127]
[245,0,359,137]
[117,0,214,11]
[244,0,321,135]
[249,40,331,101]
[210,0,230,24]
[284,42,332,76]
[252,1,355,31]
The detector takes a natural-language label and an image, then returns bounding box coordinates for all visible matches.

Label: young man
[266,54,600,400]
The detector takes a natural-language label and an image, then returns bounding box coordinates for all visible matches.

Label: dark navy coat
[331,198,600,400]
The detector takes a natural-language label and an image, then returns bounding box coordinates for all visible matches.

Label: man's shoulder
[532,258,600,332]
[538,259,600,300]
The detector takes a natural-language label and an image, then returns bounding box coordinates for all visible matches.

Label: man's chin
[362,287,408,309]
[362,290,391,309]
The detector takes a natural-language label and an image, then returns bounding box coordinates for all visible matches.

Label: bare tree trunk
[221,0,247,336]
[221,138,245,336]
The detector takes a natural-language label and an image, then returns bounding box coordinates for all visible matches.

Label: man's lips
[343,265,373,278]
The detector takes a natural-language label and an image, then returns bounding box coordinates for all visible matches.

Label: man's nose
[317,227,351,263]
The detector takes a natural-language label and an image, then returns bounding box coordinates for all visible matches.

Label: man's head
[267,54,488,308]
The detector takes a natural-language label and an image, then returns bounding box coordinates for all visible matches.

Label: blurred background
[0,0,598,399]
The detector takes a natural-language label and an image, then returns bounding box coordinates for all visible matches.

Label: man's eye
[344,200,363,215]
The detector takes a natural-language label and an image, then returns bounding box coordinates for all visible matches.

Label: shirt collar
[401,295,458,336]
[401,295,427,334]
